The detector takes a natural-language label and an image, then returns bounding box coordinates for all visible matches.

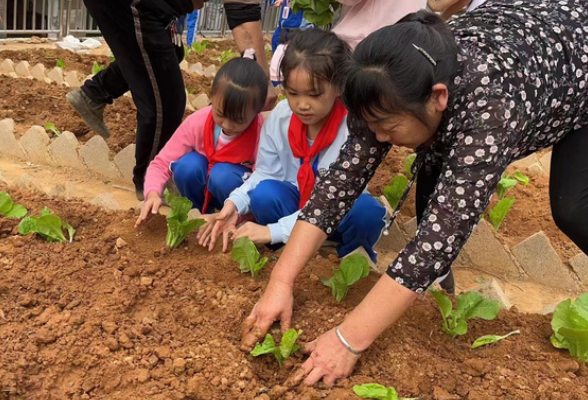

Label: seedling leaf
[404,153,417,178]
[472,330,520,349]
[44,122,61,136]
[5,204,28,219]
[496,176,518,199]
[163,189,205,248]
[92,61,105,75]
[191,39,210,54]
[18,207,73,243]
[56,58,66,69]
[383,175,409,210]
[322,254,369,302]
[513,171,530,186]
[232,237,268,277]
[353,383,394,400]
[489,197,515,231]
[0,192,28,219]
[550,294,588,361]
[250,329,302,367]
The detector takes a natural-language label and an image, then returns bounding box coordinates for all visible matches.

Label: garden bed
[0,188,587,400]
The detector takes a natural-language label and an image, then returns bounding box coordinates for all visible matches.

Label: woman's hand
[241,279,294,350]
[292,327,360,387]
[135,191,161,228]
[234,222,272,245]
[200,201,239,252]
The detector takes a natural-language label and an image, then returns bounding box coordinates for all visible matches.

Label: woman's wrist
[338,317,377,352]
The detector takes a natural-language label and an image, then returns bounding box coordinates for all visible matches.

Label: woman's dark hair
[211,57,268,123]
[343,10,459,127]
[280,27,351,92]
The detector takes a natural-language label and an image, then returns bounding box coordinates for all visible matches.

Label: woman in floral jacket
[242,0,588,386]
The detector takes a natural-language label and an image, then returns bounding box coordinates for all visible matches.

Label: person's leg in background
[550,125,588,254]
[330,194,387,263]
[207,163,251,211]
[171,152,209,211]
[415,162,456,293]
[187,10,200,46]
[249,180,299,225]
[80,0,186,198]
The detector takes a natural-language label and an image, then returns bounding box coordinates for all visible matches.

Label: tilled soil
[0,49,112,76]
[0,189,587,400]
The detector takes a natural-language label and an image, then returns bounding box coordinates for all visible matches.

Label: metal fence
[0,0,279,39]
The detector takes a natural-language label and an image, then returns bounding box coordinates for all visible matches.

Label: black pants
[82,0,186,191]
[416,125,588,268]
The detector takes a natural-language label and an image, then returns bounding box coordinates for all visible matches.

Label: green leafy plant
[92,61,105,75]
[291,0,341,26]
[232,237,268,277]
[513,171,530,186]
[56,58,66,69]
[250,329,302,367]
[430,290,500,338]
[472,330,520,349]
[164,189,206,248]
[321,254,369,302]
[18,207,75,243]
[44,122,61,136]
[0,192,28,218]
[404,153,417,179]
[109,55,116,63]
[496,176,518,200]
[191,39,210,54]
[550,294,588,362]
[353,383,418,400]
[184,45,192,57]
[383,175,408,211]
[488,197,515,231]
[210,50,238,64]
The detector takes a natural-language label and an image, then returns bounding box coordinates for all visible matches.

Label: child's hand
[201,201,239,252]
[135,191,162,228]
[233,222,272,245]
[196,213,218,242]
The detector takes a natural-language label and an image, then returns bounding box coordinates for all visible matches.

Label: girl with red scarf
[135,54,268,228]
[200,28,387,260]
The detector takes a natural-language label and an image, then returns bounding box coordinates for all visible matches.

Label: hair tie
[412,43,437,67]
[243,48,256,60]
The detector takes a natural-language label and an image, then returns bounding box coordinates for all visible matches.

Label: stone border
[0,58,214,112]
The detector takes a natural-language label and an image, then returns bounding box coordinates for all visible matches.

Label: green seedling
[353,383,418,400]
[210,50,238,64]
[109,55,116,63]
[321,254,369,302]
[191,39,210,54]
[184,45,192,57]
[472,330,520,349]
[513,171,530,186]
[550,294,588,362]
[56,58,66,69]
[383,175,408,211]
[291,0,341,26]
[489,197,515,231]
[164,189,206,248]
[496,176,518,200]
[430,290,500,338]
[92,61,105,75]
[404,153,417,178]
[44,122,61,136]
[0,192,28,218]
[187,88,196,95]
[232,237,268,277]
[18,207,75,243]
[251,329,302,367]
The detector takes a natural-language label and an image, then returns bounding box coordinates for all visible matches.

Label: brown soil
[1,188,587,400]
[185,39,240,66]
[183,72,213,97]
[0,49,112,76]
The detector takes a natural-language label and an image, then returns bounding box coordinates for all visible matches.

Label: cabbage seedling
[191,39,209,54]
[489,197,515,231]
[472,330,520,349]
[430,290,500,338]
[353,383,418,400]
[44,122,61,136]
[321,254,369,302]
[0,192,28,219]
[18,207,75,243]
[232,237,268,277]
[210,50,237,64]
[164,189,206,248]
[383,176,408,211]
[56,58,66,69]
[92,62,105,75]
[550,293,588,362]
[250,329,302,367]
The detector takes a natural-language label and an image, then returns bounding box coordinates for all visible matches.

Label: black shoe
[135,189,145,201]
[439,270,456,295]
[66,89,110,138]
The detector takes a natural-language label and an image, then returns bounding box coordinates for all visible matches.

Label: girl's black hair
[211,57,268,123]
[280,27,351,92]
[343,10,459,127]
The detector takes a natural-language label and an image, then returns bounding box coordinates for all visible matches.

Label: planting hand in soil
[244,2,588,384]
[135,191,163,228]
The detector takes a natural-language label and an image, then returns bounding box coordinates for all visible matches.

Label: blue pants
[171,152,250,213]
[249,180,386,262]
[186,11,200,46]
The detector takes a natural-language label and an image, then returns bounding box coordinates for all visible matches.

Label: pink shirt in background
[143,106,264,197]
[270,44,287,84]
[333,0,427,49]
